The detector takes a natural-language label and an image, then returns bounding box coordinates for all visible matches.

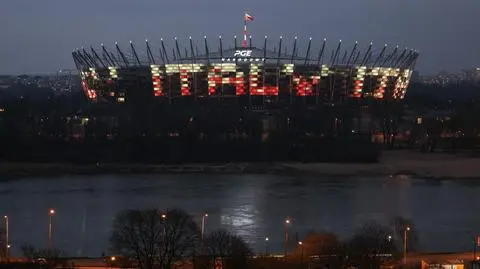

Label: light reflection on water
[0,174,480,256]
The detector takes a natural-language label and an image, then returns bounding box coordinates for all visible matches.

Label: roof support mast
[160,38,169,64]
[373,44,387,67]
[332,40,342,65]
[189,36,196,63]
[72,51,84,69]
[341,50,348,65]
[353,51,361,65]
[82,48,97,68]
[174,37,182,63]
[90,47,106,68]
[109,52,121,67]
[130,41,141,65]
[291,37,297,64]
[383,45,398,66]
[219,35,223,59]
[346,41,358,67]
[394,48,408,68]
[263,35,267,59]
[72,51,86,68]
[204,36,210,64]
[304,37,312,65]
[316,38,326,66]
[158,48,165,64]
[276,36,282,66]
[360,42,373,66]
[145,40,156,65]
[115,42,130,67]
[101,44,116,66]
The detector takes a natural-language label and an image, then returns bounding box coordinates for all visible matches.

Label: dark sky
[0,0,478,75]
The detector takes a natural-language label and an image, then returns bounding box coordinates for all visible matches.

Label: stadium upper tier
[72,36,419,104]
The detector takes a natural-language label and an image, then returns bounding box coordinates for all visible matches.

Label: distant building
[421,259,464,269]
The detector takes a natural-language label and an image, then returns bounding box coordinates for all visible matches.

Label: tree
[20,244,37,259]
[0,228,5,259]
[346,222,396,269]
[202,229,253,269]
[20,244,66,259]
[292,231,340,258]
[20,244,67,268]
[109,208,200,269]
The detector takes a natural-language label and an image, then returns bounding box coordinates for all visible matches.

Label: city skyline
[1,0,479,75]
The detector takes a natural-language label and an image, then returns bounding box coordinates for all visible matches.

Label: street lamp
[265,237,269,256]
[201,213,208,244]
[4,216,8,259]
[160,213,167,235]
[284,218,291,261]
[299,241,304,268]
[48,209,56,249]
[404,226,411,265]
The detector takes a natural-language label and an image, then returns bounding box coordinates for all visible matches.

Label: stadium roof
[72,37,419,70]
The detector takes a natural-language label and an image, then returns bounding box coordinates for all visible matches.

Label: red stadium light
[73,38,418,104]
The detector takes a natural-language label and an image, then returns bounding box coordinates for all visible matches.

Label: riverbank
[0,151,479,179]
[283,151,480,179]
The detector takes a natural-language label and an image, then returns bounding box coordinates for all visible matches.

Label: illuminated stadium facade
[72,36,419,108]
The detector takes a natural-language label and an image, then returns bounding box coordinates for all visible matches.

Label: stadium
[72,36,419,108]
[69,34,419,162]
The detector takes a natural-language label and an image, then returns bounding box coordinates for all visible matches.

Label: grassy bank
[0,151,479,180]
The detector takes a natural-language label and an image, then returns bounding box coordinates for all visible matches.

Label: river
[1,174,479,256]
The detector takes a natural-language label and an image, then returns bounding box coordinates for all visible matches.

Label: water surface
[1,174,479,256]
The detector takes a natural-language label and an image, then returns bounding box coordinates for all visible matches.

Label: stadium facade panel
[72,37,419,105]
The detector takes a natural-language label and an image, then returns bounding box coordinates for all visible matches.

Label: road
[16,252,474,268]
[407,252,476,264]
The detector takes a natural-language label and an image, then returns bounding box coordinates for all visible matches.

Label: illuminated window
[108,66,118,79]
[351,66,366,98]
[81,80,97,100]
[208,64,222,95]
[249,64,264,95]
[150,65,165,97]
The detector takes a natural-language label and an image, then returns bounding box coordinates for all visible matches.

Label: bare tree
[109,208,200,269]
[347,222,396,269]
[20,244,67,268]
[292,231,340,258]
[161,208,201,269]
[202,229,253,269]
[0,228,5,259]
[20,244,37,259]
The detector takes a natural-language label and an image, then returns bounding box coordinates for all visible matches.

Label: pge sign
[233,50,252,57]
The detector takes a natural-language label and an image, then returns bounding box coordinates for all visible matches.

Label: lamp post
[474,236,479,262]
[161,213,167,235]
[4,216,8,259]
[48,209,56,249]
[298,241,304,268]
[201,213,208,244]
[404,226,411,265]
[265,237,269,256]
[387,234,392,248]
[284,218,291,261]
